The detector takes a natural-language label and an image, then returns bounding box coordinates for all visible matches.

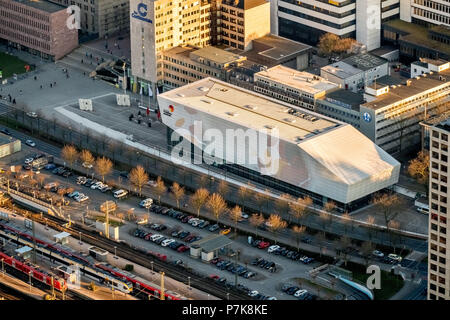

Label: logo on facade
[131,3,152,23]
[363,112,372,123]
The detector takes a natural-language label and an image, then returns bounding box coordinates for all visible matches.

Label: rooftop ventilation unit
[198,86,209,92]
[177,93,185,97]
[295,136,303,143]
[226,111,238,117]
[201,99,212,104]
[264,125,275,130]
[283,118,296,123]
[219,88,228,92]
[244,104,258,110]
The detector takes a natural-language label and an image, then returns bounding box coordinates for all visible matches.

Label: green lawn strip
[0,52,30,79]
[93,215,123,227]
[346,262,404,300]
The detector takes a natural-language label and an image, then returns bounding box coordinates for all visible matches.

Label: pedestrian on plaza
[50,83,52,88]
[34,76,37,80]
[86,52,88,57]
[12,99,16,104]
[40,85,42,89]
[54,81,56,86]
[90,53,92,59]
[19,90,22,94]
[81,59,84,64]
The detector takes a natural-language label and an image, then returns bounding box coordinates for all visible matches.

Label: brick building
[0,0,78,60]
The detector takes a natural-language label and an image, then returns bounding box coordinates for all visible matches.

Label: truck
[32,156,48,170]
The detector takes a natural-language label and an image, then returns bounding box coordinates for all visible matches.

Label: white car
[147,180,157,187]
[91,182,103,190]
[241,212,249,219]
[191,219,202,227]
[74,194,89,202]
[25,140,36,147]
[188,217,200,225]
[26,112,38,118]
[150,234,163,242]
[139,198,153,208]
[388,253,402,262]
[248,290,259,297]
[372,250,384,258]
[24,158,34,164]
[113,189,128,199]
[161,239,175,247]
[82,162,93,169]
[294,289,308,298]
[267,245,280,253]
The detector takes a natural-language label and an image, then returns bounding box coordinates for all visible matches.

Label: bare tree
[217,180,229,198]
[366,215,376,240]
[36,175,46,188]
[408,151,429,194]
[292,225,306,251]
[206,193,227,224]
[372,193,401,232]
[153,176,167,204]
[190,188,210,217]
[238,185,250,209]
[276,193,291,222]
[229,205,242,238]
[289,196,312,226]
[80,149,95,175]
[341,212,352,234]
[388,220,401,252]
[61,145,78,169]
[129,165,148,196]
[253,191,265,215]
[249,213,265,238]
[199,175,209,188]
[360,241,375,267]
[337,236,352,266]
[267,214,287,244]
[171,182,185,209]
[95,156,113,182]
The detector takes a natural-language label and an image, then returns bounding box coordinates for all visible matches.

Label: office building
[411,58,450,78]
[0,0,78,60]
[253,65,339,110]
[48,0,129,38]
[320,53,389,93]
[162,45,247,89]
[271,0,400,50]
[428,117,450,300]
[158,77,400,211]
[220,0,270,51]
[360,68,450,154]
[400,0,450,28]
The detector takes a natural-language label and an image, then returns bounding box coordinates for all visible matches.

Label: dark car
[301,237,312,244]
[258,259,267,268]
[184,234,195,242]
[22,164,31,170]
[282,283,293,292]
[215,277,227,285]
[154,237,166,245]
[177,214,186,220]
[286,251,294,259]
[187,236,201,243]
[243,271,256,279]
[251,240,261,247]
[84,179,94,187]
[265,262,275,270]
[210,258,222,264]
[198,220,210,228]
[287,286,300,295]
[44,163,56,170]
[169,241,182,250]
[251,257,262,266]
[291,252,300,260]
[178,231,190,239]
[181,216,191,223]
[119,171,129,179]
[156,225,167,231]
[171,230,182,237]
[62,170,72,178]
[226,263,236,272]
[208,224,219,232]
[1,128,11,136]
[280,249,289,256]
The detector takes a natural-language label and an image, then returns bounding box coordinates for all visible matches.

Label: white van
[113,189,128,199]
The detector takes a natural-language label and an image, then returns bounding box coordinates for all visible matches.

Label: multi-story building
[253,65,339,110]
[359,67,450,154]
[220,0,270,51]
[130,0,214,98]
[428,117,450,300]
[271,0,400,50]
[162,45,247,89]
[400,0,450,28]
[320,53,389,92]
[158,77,400,212]
[0,0,78,60]
[48,0,129,38]
[411,58,450,77]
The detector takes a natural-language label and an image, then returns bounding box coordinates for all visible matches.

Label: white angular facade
[157,78,400,205]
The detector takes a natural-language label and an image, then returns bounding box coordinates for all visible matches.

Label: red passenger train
[0,251,67,291]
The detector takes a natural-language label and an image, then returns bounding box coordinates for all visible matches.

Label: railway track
[0,283,24,300]
[28,212,250,300]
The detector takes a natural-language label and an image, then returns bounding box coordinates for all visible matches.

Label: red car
[258,241,270,249]
[209,274,220,280]
[144,233,153,241]
[184,235,195,242]
[177,245,190,253]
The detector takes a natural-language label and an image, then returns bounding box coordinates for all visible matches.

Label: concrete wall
[244,2,271,51]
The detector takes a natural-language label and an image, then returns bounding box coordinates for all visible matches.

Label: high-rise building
[271,0,400,50]
[400,0,450,28]
[428,117,450,300]
[130,0,270,99]
[48,0,129,38]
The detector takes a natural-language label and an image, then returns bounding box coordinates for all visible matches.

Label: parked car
[388,253,402,262]
[1,128,11,136]
[113,189,128,199]
[248,290,259,297]
[286,286,300,295]
[44,163,56,170]
[177,245,190,253]
[139,198,153,208]
[82,162,93,169]
[161,239,175,247]
[294,289,308,299]
[62,171,72,178]
[178,231,190,239]
[25,139,36,147]
[198,220,210,228]
[220,228,231,235]
[258,241,270,249]
[267,245,280,253]
[372,250,384,258]
[301,237,312,244]
[243,271,256,279]
[208,224,219,232]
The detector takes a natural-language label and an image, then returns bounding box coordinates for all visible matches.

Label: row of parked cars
[149,204,225,232]
[250,257,277,273]
[133,229,191,253]
[248,237,315,264]
[210,257,257,279]
[371,250,403,264]
[281,283,317,300]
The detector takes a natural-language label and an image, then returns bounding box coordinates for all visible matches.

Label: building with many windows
[253,64,339,110]
[220,0,270,50]
[428,117,450,300]
[0,0,78,60]
[400,0,450,28]
[158,77,400,211]
[359,67,450,154]
[271,0,400,50]
[48,0,129,38]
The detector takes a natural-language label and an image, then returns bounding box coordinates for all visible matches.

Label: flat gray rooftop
[13,0,66,13]
[192,234,233,252]
[0,133,16,145]
[341,53,388,71]
[323,89,365,111]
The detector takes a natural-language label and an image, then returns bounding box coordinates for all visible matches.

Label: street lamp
[188,276,191,290]
[150,261,154,273]
[114,246,117,258]
[79,232,82,245]
[28,271,32,291]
